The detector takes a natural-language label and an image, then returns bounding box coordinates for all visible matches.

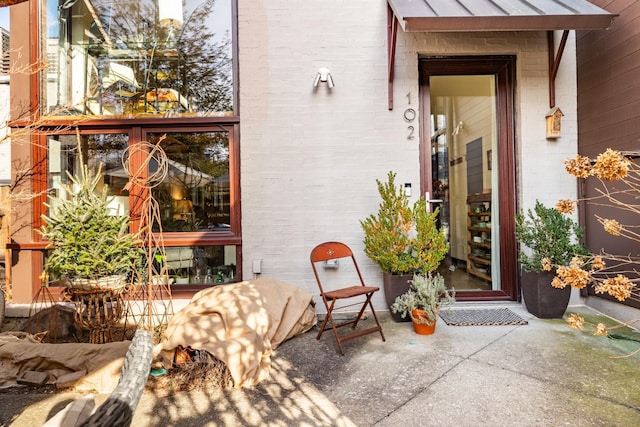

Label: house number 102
[404,108,416,140]
[404,92,415,140]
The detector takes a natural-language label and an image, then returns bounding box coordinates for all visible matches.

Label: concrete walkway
[2,303,640,426]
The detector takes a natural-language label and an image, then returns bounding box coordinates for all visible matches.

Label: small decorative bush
[515,199,589,273]
[360,171,449,275]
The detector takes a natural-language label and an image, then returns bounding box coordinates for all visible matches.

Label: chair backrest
[310,241,353,263]
[310,242,366,292]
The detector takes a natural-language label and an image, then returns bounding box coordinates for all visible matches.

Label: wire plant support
[122,138,174,341]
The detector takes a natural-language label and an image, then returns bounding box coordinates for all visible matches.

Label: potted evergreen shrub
[391,273,454,334]
[360,171,449,321]
[38,162,142,291]
[515,200,589,318]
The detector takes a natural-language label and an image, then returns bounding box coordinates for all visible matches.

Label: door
[419,56,517,301]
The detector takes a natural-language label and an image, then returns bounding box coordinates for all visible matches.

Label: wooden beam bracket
[548,30,569,109]
[388,5,398,110]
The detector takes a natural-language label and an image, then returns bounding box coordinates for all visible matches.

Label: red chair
[310,242,385,355]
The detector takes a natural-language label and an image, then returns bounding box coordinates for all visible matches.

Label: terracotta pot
[410,309,436,335]
[383,272,413,322]
[521,270,571,318]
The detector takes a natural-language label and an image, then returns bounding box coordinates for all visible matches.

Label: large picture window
[42,0,234,117]
[34,0,240,291]
[43,124,241,287]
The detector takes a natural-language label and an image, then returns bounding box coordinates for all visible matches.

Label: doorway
[419,56,518,302]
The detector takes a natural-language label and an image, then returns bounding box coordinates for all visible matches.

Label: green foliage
[360,171,449,275]
[38,163,141,281]
[391,273,455,325]
[515,200,589,273]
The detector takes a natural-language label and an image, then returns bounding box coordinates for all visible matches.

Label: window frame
[31,117,242,290]
[25,1,242,293]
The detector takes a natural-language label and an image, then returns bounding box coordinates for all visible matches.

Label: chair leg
[317,299,348,355]
[316,298,337,339]
[316,295,386,355]
[316,311,331,340]
[368,299,386,342]
[351,294,373,330]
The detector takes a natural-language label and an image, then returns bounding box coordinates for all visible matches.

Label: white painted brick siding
[238,2,579,312]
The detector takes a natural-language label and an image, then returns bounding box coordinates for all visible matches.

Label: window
[35,1,240,289]
[146,131,230,233]
[42,0,234,117]
[42,125,241,286]
[48,133,130,216]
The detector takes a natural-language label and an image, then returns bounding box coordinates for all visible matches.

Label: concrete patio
[1,303,639,426]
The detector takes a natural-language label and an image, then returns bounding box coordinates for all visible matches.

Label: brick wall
[238,1,579,311]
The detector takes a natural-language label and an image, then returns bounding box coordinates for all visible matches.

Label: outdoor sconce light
[313,67,334,89]
[324,259,339,270]
[546,106,563,139]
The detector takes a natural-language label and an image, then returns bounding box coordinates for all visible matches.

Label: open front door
[419,56,517,301]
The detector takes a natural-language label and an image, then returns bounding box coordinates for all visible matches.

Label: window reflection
[148,131,230,232]
[165,245,236,285]
[47,133,130,216]
[43,0,233,117]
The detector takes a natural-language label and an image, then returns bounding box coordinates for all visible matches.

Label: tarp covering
[0,332,130,392]
[160,277,317,388]
[0,278,316,392]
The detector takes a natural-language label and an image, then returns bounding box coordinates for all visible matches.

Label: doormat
[439,308,528,326]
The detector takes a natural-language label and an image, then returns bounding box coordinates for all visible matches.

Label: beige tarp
[0,332,130,392]
[0,278,316,392]
[161,277,317,388]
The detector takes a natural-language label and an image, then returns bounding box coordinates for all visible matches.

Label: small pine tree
[360,171,449,275]
[38,163,141,284]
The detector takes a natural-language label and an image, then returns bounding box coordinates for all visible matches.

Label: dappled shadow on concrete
[135,354,357,427]
[3,306,640,426]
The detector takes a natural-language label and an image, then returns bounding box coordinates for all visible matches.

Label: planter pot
[66,282,126,344]
[521,270,571,318]
[383,272,413,322]
[411,309,437,335]
[69,274,127,291]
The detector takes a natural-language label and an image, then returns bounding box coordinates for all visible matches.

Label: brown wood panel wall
[577,0,640,154]
[576,0,640,309]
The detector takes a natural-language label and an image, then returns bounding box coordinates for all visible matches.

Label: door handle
[425,192,443,204]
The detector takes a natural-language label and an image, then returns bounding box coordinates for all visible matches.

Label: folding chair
[310,241,385,355]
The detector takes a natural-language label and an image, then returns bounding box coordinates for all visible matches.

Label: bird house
[546,107,563,139]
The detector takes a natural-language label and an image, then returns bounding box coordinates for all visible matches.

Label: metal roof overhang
[386,0,618,109]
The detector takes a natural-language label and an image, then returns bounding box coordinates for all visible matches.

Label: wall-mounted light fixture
[313,67,334,89]
[324,259,339,270]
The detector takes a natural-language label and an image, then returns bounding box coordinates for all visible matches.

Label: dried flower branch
[561,149,640,354]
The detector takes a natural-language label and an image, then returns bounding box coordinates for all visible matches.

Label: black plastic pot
[521,270,571,318]
[383,272,413,322]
